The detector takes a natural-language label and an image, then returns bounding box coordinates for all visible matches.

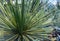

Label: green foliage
[0,0,56,41]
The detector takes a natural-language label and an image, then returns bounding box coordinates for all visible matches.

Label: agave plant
[0,0,57,41]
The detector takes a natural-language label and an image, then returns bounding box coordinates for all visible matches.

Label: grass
[0,0,57,41]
